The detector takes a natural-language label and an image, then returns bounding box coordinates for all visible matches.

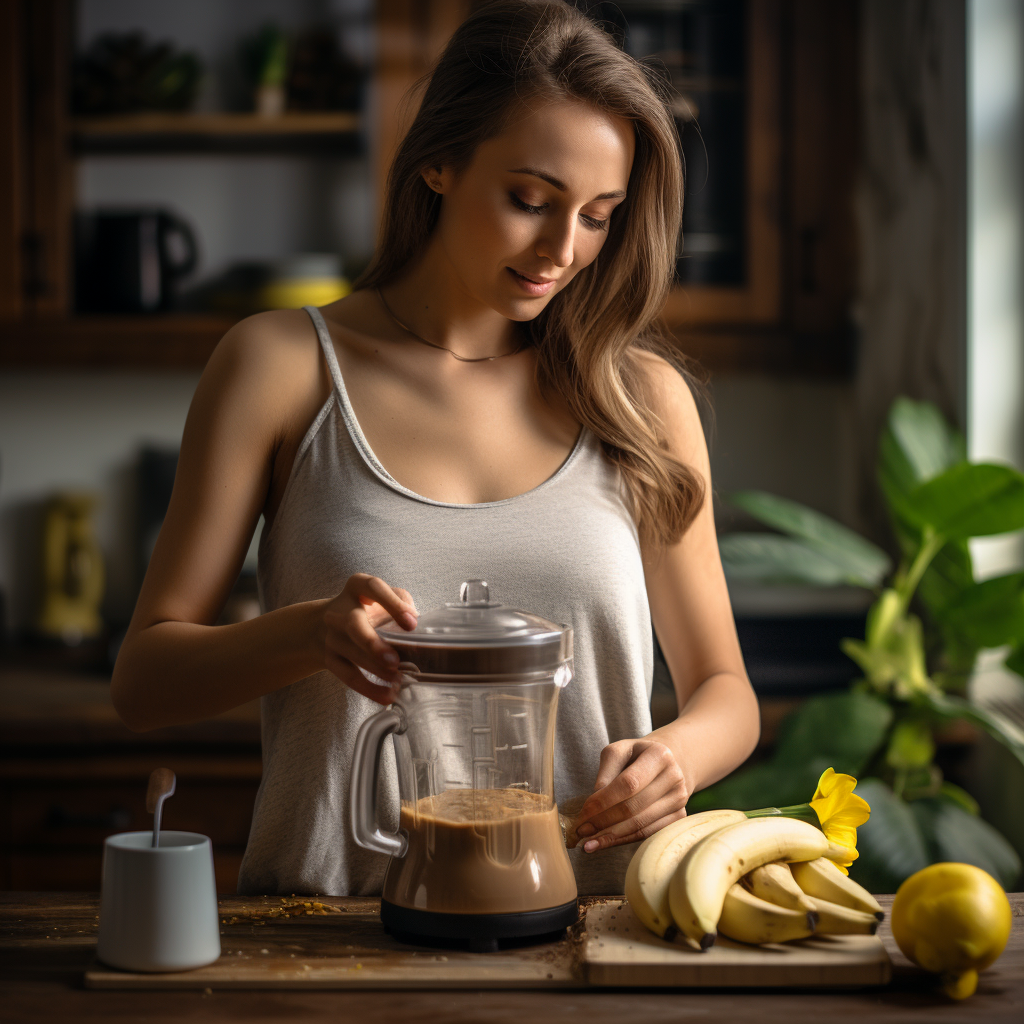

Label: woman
[112,0,759,896]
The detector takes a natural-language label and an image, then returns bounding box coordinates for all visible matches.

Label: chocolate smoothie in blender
[384,789,577,915]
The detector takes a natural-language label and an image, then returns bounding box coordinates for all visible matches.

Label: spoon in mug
[146,768,176,848]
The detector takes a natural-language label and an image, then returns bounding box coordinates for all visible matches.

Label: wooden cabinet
[0,0,858,374]
[0,671,262,893]
[1,754,261,892]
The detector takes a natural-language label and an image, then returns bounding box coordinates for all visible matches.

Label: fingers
[322,575,418,702]
[576,742,674,827]
[325,614,404,686]
[346,574,418,630]
[576,762,682,837]
[592,740,637,792]
[325,650,398,706]
[580,801,689,853]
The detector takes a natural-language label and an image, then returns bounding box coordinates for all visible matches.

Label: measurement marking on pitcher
[511,743,528,750]
[508,712,528,718]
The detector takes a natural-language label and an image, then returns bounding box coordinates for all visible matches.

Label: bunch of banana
[624,809,747,938]
[625,814,884,950]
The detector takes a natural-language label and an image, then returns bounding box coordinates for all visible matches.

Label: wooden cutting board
[84,896,890,990]
[584,900,891,988]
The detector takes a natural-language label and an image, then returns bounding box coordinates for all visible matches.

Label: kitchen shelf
[72,111,363,154]
[0,316,854,374]
[3,0,859,373]
[0,315,236,369]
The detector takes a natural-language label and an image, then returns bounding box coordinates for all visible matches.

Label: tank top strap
[303,304,346,395]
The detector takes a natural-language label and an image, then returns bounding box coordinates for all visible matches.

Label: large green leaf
[902,463,1024,539]
[937,781,979,815]
[687,760,826,814]
[729,491,891,585]
[848,779,930,894]
[879,397,966,492]
[691,694,892,816]
[719,534,873,586]
[941,572,1024,649]
[772,691,893,775]
[910,798,1022,890]
[918,690,1024,771]
[917,539,974,619]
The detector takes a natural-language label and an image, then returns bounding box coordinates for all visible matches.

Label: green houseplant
[694,398,1024,892]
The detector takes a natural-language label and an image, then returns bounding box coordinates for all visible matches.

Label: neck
[382,237,521,361]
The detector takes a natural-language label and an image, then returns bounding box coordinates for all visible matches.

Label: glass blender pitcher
[351,580,578,946]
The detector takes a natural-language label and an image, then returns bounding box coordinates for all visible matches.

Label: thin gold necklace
[376,287,526,363]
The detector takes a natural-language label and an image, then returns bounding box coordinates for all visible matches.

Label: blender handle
[350,707,408,858]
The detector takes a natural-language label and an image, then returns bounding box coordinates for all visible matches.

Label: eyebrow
[507,166,626,201]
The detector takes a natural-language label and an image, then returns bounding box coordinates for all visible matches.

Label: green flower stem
[744,804,821,826]
[896,527,945,614]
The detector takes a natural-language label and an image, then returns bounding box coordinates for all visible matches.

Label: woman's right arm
[111,311,417,732]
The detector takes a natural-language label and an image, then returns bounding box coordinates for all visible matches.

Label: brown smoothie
[382,788,578,915]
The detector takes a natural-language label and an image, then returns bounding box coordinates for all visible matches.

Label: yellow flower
[809,768,871,873]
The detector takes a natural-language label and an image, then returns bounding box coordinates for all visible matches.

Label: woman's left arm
[574,355,760,852]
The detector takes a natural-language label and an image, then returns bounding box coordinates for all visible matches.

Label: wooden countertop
[1,892,1021,1023]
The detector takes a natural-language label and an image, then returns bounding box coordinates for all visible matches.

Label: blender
[351,580,578,949]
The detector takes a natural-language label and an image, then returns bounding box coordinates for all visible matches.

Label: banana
[668,816,846,949]
[806,895,880,935]
[743,861,817,915]
[625,809,747,938]
[790,857,884,919]
[718,883,817,946]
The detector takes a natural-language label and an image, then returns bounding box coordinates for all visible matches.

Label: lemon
[891,862,1012,999]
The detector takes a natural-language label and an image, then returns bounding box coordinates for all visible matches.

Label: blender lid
[377,580,572,677]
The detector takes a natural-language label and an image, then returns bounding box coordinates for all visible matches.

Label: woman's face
[427,96,635,321]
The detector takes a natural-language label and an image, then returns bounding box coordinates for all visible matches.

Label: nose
[535,213,576,268]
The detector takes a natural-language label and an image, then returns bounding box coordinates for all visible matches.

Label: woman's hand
[572,737,690,853]
[321,574,418,705]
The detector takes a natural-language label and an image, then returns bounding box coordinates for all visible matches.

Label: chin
[503,303,547,323]
[493,292,557,323]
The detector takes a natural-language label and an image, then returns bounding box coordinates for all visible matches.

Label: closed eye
[509,192,608,231]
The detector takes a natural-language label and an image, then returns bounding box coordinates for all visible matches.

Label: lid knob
[459,579,492,606]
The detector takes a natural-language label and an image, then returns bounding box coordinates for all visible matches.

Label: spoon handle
[146,768,176,848]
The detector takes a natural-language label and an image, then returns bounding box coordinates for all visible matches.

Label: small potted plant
[698,398,1024,892]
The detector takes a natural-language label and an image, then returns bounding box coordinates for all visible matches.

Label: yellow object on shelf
[891,862,1012,999]
[259,253,350,311]
[37,493,105,644]
[260,276,351,310]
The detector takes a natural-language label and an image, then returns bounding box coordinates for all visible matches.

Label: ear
[420,166,447,194]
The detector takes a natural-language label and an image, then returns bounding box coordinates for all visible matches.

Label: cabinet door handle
[45,805,132,830]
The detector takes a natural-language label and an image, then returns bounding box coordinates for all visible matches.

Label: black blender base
[380,898,579,949]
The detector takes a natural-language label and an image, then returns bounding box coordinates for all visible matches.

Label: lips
[505,268,557,296]
[507,268,557,284]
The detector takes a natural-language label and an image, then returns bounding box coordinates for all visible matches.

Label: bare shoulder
[184,307,328,460]
[632,348,707,465]
[203,308,321,397]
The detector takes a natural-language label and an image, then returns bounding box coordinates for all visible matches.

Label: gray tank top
[237,305,654,897]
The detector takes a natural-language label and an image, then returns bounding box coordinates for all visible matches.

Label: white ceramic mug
[96,831,221,972]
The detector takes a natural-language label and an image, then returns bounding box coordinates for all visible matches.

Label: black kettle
[75,208,198,313]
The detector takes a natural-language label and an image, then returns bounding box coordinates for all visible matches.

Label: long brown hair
[357,0,705,547]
